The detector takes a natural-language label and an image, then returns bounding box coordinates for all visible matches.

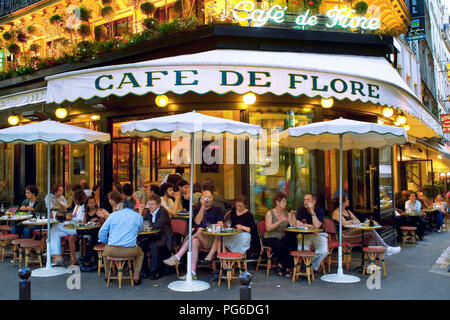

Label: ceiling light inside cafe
[155,95,169,107]
[382,107,394,118]
[55,108,68,119]
[320,98,334,108]
[243,93,256,105]
[397,114,407,125]
[7,115,19,126]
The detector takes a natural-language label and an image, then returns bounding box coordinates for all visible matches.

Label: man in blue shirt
[99,197,144,285]
[163,190,224,280]
[288,193,328,273]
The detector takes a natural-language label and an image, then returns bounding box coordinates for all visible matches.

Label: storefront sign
[405,0,426,41]
[232,2,381,30]
[0,88,47,110]
[441,114,450,133]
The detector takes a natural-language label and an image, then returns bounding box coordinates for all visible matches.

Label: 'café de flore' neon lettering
[94,70,380,99]
[232,1,381,30]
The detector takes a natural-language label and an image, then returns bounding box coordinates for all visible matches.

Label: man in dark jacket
[140,194,173,280]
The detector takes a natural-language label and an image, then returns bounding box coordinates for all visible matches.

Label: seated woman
[202,195,257,263]
[332,195,400,255]
[50,190,87,266]
[159,183,181,218]
[79,196,110,267]
[433,194,447,232]
[263,192,296,278]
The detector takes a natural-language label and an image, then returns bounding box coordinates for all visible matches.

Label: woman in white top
[160,183,181,218]
[50,190,87,266]
[433,194,447,232]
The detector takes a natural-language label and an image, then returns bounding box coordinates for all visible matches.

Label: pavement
[0,230,449,300]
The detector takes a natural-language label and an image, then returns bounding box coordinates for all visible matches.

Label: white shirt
[45,193,67,210]
[161,197,174,210]
[71,204,85,223]
[149,207,159,224]
[405,200,421,214]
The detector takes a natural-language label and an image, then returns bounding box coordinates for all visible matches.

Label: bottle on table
[369,215,374,227]
[0,203,4,215]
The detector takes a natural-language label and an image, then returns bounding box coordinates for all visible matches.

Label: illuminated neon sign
[232,1,381,30]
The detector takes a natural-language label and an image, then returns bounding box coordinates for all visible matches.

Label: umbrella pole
[320,134,360,283]
[186,133,194,283]
[337,134,343,276]
[46,142,51,268]
[31,142,67,277]
[167,131,210,291]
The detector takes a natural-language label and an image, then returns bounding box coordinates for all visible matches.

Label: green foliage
[173,16,199,32]
[17,31,27,43]
[142,18,160,32]
[27,25,37,35]
[101,6,115,19]
[158,21,178,37]
[79,7,92,22]
[78,24,91,38]
[2,31,12,41]
[7,43,20,55]
[29,43,40,53]
[140,2,156,17]
[174,0,183,14]
[354,1,368,15]
[94,25,108,40]
[423,184,446,199]
[49,14,62,25]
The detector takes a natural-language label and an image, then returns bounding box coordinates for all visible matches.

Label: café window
[0,143,14,205]
[249,108,315,220]
[379,146,393,210]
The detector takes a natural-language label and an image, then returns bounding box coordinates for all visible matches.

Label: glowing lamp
[90,115,100,121]
[302,106,312,113]
[155,95,169,107]
[7,115,19,126]
[320,97,334,108]
[394,121,400,126]
[377,119,384,125]
[243,93,256,105]
[403,124,410,131]
[382,107,394,117]
[55,108,68,119]
[397,115,407,125]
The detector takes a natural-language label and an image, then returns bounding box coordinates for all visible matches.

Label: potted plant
[142,17,160,32]
[29,43,40,56]
[354,1,368,15]
[101,6,116,39]
[140,2,156,18]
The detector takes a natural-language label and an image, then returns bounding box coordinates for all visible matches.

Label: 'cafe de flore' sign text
[232,1,381,30]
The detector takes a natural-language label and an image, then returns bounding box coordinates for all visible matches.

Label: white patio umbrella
[0,119,110,277]
[121,111,262,292]
[279,118,407,283]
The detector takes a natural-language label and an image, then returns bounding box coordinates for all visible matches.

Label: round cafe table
[344,223,382,273]
[202,229,241,268]
[138,229,160,236]
[23,219,58,239]
[284,227,323,250]
[63,224,101,258]
[0,214,33,222]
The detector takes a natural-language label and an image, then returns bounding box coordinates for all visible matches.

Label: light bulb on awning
[382,107,394,118]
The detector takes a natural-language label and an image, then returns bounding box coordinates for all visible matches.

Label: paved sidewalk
[0,231,449,300]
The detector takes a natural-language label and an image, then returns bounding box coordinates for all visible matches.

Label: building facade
[0,0,447,243]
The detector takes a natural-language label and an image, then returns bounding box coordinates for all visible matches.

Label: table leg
[301,235,305,251]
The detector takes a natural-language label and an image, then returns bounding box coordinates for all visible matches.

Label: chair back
[171,219,187,237]
[258,220,267,237]
[324,217,338,241]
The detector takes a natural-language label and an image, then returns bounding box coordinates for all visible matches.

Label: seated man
[163,190,224,280]
[98,197,145,285]
[45,183,68,211]
[140,194,173,280]
[289,193,328,274]
[12,185,47,238]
